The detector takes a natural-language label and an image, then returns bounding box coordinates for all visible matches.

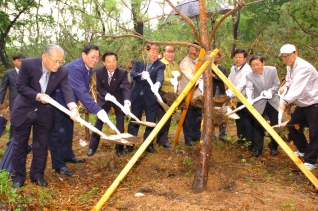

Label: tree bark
[192,0,214,194]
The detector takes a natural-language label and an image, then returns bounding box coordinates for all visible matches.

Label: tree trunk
[192,0,214,193]
[0,38,10,68]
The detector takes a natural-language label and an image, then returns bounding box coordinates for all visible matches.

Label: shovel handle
[226,95,265,115]
[47,98,108,138]
[145,77,164,102]
[106,95,141,122]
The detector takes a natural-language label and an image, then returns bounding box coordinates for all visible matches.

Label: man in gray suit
[246,55,280,157]
[0,53,25,139]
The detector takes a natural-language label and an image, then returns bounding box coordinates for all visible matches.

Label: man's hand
[39,94,51,104]
[122,100,131,115]
[247,97,254,105]
[141,71,150,80]
[225,89,235,98]
[151,82,160,94]
[278,86,287,95]
[105,93,116,102]
[70,107,79,121]
[261,90,272,99]
[97,110,110,123]
[170,78,178,86]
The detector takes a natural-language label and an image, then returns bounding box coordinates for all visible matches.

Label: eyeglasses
[280,52,294,60]
[45,54,65,66]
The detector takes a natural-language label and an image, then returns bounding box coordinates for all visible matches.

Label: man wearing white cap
[278,44,318,170]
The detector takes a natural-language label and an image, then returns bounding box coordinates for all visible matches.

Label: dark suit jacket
[130,60,164,103]
[55,57,101,114]
[212,64,227,96]
[10,58,75,130]
[0,68,18,110]
[96,66,131,106]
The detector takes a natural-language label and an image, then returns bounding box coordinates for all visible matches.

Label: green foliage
[0,170,22,207]
[77,187,99,203]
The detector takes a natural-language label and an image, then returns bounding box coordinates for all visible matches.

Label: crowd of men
[0,43,317,189]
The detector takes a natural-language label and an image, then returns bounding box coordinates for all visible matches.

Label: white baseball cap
[279,44,296,56]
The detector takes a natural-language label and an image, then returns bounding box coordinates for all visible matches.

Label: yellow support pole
[92,49,220,211]
[211,63,318,189]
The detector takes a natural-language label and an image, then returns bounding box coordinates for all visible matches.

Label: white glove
[97,110,110,123]
[122,100,131,115]
[105,93,116,102]
[198,80,203,93]
[141,71,150,80]
[262,90,272,99]
[247,97,254,105]
[226,89,235,98]
[151,82,161,94]
[170,78,178,86]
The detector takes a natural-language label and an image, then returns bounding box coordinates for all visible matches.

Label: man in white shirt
[278,44,318,170]
[226,49,254,145]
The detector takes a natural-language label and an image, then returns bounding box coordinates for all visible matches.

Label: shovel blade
[226,106,240,119]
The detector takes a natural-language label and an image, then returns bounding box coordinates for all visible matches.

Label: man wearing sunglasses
[278,44,318,170]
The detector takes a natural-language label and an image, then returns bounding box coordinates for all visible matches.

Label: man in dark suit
[127,44,165,153]
[87,51,131,157]
[0,53,25,139]
[212,52,228,142]
[48,44,112,176]
[10,44,79,188]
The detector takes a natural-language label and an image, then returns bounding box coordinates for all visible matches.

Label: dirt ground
[1,102,318,211]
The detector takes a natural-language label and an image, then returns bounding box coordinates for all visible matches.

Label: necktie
[108,72,113,85]
[39,70,50,93]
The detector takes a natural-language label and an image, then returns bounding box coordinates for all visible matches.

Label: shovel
[226,94,267,115]
[278,88,287,127]
[145,75,170,112]
[46,97,136,145]
[105,94,156,127]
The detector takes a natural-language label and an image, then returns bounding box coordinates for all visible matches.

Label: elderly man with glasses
[10,44,79,188]
[278,44,318,170]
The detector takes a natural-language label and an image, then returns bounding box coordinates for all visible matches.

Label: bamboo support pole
[92,49,220,211]
[211,63,318,189]
[172,48,206,150]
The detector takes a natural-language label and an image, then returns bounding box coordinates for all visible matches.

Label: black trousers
[183,106,202,144]
[12,111,50,183]
[156,105,172,145]
[48,109,75,169]
[89,102,125,152]
[235,102,254,142]
[128,94,158,146]
[253,103,278,152]
[288,104,318,164]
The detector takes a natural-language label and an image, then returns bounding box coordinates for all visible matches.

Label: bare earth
[0,103,318,210]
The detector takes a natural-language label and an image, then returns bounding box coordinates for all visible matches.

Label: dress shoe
[32,178,48,187]
[159,142,172,148]
[186,141,194,146]
[146,146,157,153]
[116,150,125,157]
[125,145,135,153]
[12,181,23,188]
[270,149,279,156]
[87,149,95,157]
[67,157,85,163]
[193,139,200,142]
[56,167,74,176]
[251,150,261,157]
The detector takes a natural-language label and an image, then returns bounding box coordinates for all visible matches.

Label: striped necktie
[108,72,113,85]
[40,70,50,93]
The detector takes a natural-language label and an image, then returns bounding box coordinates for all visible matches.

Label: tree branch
[289,13,318,38]
[208,0,246,45]
[164,0,201,45]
